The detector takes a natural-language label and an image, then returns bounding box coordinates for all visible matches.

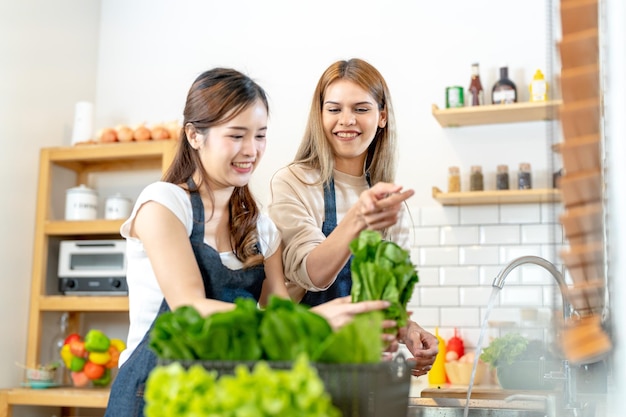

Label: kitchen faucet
[492,255,572,320]
[493,256,585,416]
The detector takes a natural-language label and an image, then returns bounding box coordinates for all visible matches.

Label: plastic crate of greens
[148,293,413,417]
[157,354,411,417]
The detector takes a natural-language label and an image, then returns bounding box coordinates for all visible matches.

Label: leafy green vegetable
[259,296,332,361]
[480,333,530,368]
[314,311,383,363]
[144,355,341,417]
[349,230,419,331]
[149,295,382,363]
[481,333,557,369]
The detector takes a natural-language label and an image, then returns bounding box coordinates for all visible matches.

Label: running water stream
[463,286,501,417]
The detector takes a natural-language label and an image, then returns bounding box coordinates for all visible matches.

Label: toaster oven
[58,239,128,295]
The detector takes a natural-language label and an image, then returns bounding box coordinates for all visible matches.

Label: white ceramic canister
[65,184,98,220]
[105,193,132,220]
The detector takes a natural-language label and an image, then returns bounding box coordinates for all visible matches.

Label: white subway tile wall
[408,203,565,350]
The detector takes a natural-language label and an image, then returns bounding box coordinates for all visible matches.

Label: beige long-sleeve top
[268,164,412,301]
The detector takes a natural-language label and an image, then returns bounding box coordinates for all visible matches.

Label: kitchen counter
[411,374,553,400]
[419,386,531,400]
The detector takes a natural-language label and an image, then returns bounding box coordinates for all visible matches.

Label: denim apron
[105,180,265,417]
[300,177,353,307]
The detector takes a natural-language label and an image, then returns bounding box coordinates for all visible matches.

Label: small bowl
[26,368,56,383]
[444,361,487,385]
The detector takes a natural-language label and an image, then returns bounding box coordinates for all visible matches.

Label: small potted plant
[480,333,560,390]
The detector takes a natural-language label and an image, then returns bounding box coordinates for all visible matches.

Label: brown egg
[151,125,171,140]
[133,125,151,141]
[116,125,134,142]
[98,128,118,143]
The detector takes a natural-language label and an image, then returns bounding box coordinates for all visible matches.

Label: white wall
[93,0,561,346]
[94,0,556,211]
[0,0,101,396]
[2,0,624,415]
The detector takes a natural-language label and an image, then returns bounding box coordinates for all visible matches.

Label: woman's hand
[399,321,439,377]
[357,182,414,232]
[311,296,392,331]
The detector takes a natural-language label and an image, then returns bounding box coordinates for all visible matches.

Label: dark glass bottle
[468,63,484,106]
[491,66,517,104]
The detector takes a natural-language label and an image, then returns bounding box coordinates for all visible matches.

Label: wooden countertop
[420,386,552,400]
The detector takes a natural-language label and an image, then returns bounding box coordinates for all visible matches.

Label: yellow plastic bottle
[428,327,447,386]
[529,69,548,102]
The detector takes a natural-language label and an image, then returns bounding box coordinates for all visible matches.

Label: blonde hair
[293,58,397,186]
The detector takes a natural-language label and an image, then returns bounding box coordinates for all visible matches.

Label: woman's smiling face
[322,79,387,174]
[194,99,268,189]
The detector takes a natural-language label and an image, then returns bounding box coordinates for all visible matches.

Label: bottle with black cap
[491,64,517,104]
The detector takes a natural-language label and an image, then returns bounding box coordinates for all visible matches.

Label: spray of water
[463,287,501,417]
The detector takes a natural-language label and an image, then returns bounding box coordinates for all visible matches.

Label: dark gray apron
[300,177,353,307]
[105,180,265,417]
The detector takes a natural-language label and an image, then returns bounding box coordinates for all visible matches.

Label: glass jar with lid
[518,163,532,189]
[448,166,461,192]
[496,165,510,190]
[470,165,484,191]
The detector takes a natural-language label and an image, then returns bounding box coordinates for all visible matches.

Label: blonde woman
[269,58,438,375]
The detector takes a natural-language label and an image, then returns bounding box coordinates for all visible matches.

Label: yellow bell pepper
[88,350,111,366]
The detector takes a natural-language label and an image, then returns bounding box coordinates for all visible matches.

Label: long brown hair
[293,58,397,186]
[163,68,269,267]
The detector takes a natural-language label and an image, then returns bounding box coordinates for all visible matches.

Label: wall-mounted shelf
[431,100,562,127]
[39,295,129,312]
[0,388,109,412]
[432,186,561,206]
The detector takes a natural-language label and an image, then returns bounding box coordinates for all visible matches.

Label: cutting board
[420,386,541,400]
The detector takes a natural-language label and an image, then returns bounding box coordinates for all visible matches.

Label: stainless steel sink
[407,398,546,417]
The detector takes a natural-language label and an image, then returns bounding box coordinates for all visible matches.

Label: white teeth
[233,162,252,168]
[336,132,358,138]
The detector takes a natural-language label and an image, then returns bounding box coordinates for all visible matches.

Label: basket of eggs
[87,121,182,145]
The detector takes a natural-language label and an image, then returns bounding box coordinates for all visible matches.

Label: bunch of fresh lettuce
[149,295,383,364]
[350,230,419,332]
[144,355,341,417]
[149,298,263,361]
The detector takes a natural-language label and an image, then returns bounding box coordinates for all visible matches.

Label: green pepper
[69,356,87,372]
[84,329,111,352]
[92,368,111,386]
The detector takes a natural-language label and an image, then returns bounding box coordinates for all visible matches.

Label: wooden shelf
[39,295,129,312]
[44,219,125,236]
[432,187,561,206]
[46,140,176,171]
[431,100,562,127]
[13,141,177,417]
[0,387,109,409]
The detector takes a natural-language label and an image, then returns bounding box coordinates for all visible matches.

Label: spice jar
[518,163,532,189]
[448,166,461,192]
[496,165,510,190]
[470,165,484,191]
